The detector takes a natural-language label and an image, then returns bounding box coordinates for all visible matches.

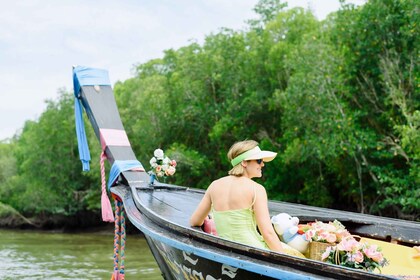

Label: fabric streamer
[100,152,115,222]
[98,156,144,222]
[107,160,144,190]
[72,66,111,171]
[74,97,91,171]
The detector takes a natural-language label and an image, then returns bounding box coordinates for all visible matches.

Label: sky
[0,0,365,141]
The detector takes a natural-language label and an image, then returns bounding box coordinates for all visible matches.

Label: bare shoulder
[253,182,268,195]
[243,178,263,189]
[207,176,228,192]
[213,176,232,185]
[254,182,266,190]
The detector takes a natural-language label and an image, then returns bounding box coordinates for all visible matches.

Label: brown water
[0,229,163,279]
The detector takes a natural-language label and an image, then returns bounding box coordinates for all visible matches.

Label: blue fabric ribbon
[108,160,144,190]
[282,230,308,243]
[74,98,91,171]
[72,66,111,171]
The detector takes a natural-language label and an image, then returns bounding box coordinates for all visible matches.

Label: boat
[72,66,420,279]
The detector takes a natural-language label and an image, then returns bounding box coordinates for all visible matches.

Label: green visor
[231,146,277,167]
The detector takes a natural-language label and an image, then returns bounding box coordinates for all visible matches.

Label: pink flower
[336,229,351,241]
[348,251,364,263]
[337,238,359,252]
[325,233,337,243]
[363,245,384,262]
[305,229,316,240]
[165,166,176,176]
[171,160,177,167]
[321,246,333,260]
[155,165,162,172]
[318,231,329,240]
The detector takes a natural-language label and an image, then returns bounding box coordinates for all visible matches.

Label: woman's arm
[253,185,285,253]
[190,188,212,227]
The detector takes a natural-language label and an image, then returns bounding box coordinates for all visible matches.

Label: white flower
[154,149,164,160]
[161,164,169,171]
[150,157,157,168]
[163,156,170,165]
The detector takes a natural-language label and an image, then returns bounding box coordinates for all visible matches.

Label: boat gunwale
[122,183,399,280]
[113,185,396,280]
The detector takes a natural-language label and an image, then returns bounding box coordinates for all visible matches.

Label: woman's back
[209,176,269,249]
[209,176,257,211]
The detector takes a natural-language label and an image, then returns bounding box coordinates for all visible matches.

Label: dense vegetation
[0,0,418,227]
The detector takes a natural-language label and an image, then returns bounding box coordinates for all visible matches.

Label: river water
[0,229,163,279]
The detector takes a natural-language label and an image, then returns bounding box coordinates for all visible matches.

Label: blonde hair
[228,140,259,176]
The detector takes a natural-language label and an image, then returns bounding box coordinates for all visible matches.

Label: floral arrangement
[322,237,388,272]
[149,148,176,178]
[303,220,351,244]
[301,220,388,271]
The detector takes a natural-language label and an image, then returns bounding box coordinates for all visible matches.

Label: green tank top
[211,188,306,258]
[212,187,269,250]
[213,207,269,249]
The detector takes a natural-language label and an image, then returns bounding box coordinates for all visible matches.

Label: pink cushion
[203,217,218,236]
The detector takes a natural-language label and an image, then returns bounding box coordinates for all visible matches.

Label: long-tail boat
[72,66,419,279]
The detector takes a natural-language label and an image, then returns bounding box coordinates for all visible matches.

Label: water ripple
[0,229,162,279]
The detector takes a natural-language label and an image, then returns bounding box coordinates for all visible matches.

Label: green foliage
[329,0,419,216]
[165,143,211,188]
[0,142,17,185]
[0,202,17,218]
[248,0,288,28]
[1,89,101,216]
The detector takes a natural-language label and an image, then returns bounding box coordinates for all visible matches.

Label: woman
[190,140,304,258]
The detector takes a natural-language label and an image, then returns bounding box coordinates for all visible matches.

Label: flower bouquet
[149,148,176,184]
[304,220,351,244]
[322,236,388,272]
[302,220,351,260]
